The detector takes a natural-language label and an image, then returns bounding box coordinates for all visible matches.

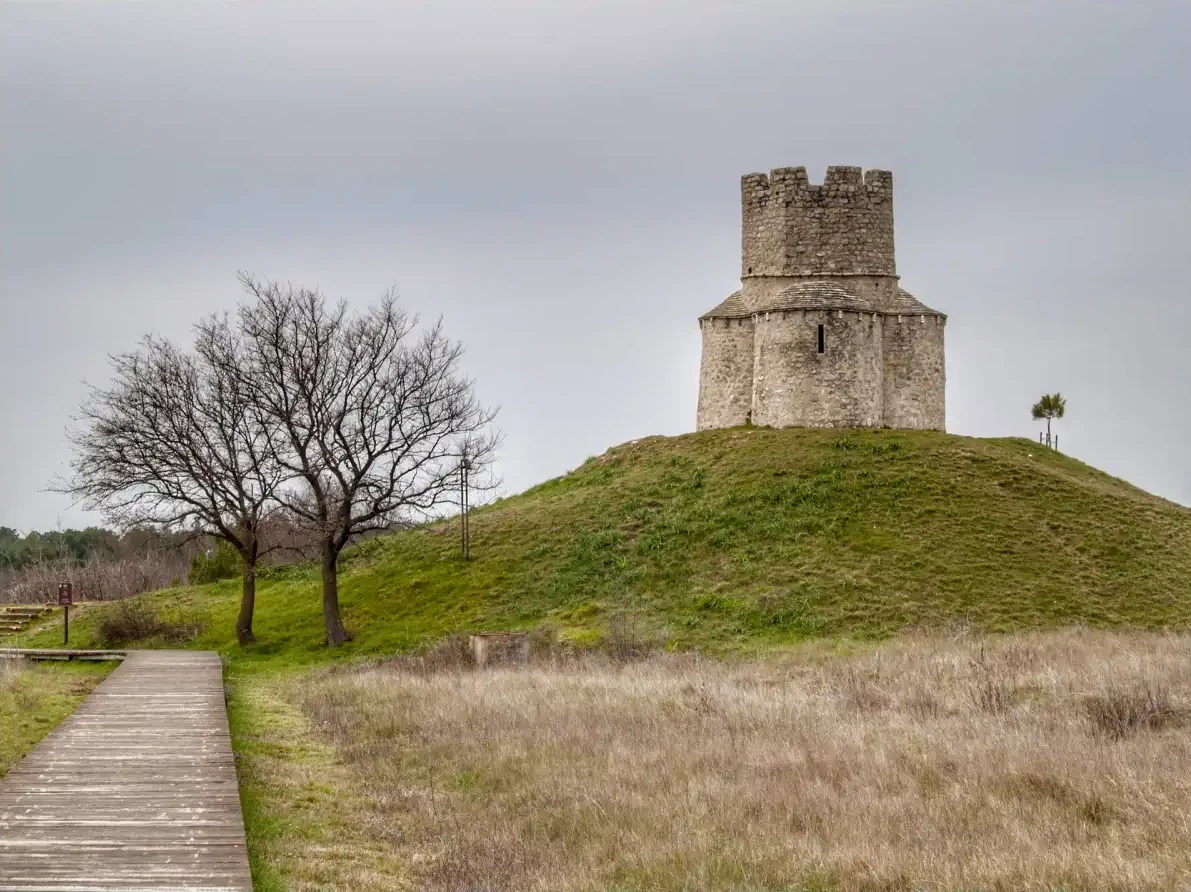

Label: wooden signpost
[58,582,72,644]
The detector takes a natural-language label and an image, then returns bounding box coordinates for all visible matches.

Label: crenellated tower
[742,166,895,279]
[697,165,946,432]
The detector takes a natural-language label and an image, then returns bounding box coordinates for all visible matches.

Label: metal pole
[460,457,471,560]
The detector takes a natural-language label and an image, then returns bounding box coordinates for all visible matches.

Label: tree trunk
[321,541,349,646]
[236,563,257,645]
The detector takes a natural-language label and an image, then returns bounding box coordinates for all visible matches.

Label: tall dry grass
[295,629,1190,892]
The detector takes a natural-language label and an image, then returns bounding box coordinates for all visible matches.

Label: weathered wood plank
[0,650,128,662]
[0,651,253,891]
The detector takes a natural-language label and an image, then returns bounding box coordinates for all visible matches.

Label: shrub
[96,598,207,647]
[187,541,242,585]
[97,599,162,645]
[528,623,561,660]
[604,610,655,662]
[1084,681,1189,740]
[1,551,189,604]
[420,634,475,671]
[383,634,475,674]
[967,647,1017,715]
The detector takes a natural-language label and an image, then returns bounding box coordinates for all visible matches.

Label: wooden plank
[0,650,128,661]
[0,651,253,891]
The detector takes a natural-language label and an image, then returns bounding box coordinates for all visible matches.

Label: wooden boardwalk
[0,651,252,891]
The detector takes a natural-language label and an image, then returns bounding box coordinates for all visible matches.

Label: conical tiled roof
[700,283,945,320]
[699,290,748,320]
[890,287,945,317]
[767,281,875,313]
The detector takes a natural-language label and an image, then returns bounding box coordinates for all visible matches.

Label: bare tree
[236,274,498,646]
[57,322,282,643]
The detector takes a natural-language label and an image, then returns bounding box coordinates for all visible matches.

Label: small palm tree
[1031,393,1066,446]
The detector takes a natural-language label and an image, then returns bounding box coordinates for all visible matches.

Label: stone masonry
[697,165,946,431]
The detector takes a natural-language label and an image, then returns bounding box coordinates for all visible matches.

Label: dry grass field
[244,628,1191,892]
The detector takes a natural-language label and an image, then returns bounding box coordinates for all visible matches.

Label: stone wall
[469,633,530,668]
[752,309,884,428]
[882,314,946,430]
[697,316,755,429]
[741,166,896,280]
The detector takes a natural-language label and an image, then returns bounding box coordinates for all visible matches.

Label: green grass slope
[14,428,1190,670]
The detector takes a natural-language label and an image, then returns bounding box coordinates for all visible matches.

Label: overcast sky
[2,1,1189,532]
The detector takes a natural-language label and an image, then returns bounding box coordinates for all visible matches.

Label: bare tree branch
[54,320,284,643]
[236,273,500,646]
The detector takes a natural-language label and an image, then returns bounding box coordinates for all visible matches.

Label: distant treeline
[0,526,185,571]
[0,519,397,604]
[0,526,199,604]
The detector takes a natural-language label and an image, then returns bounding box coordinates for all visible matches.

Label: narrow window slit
[817,324,825,354]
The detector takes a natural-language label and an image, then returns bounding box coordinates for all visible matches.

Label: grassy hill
[12,427,1190,669]
[8,426,1190,891]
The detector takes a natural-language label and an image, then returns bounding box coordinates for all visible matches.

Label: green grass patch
[0,659,116,775]
[224,672,407,889]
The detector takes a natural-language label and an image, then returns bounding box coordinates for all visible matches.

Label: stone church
[696,165,946,431]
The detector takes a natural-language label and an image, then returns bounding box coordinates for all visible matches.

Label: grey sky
[2,0,1189,531]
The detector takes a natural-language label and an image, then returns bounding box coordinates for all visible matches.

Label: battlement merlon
[741,165,897,279]
[741,165,894,203]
